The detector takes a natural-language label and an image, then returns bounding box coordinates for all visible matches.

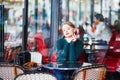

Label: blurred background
[0,0,120,61]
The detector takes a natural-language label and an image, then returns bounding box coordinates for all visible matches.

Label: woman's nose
[64,30,67,33]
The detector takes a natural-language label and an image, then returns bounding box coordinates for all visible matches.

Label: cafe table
[83,39,111,63]
[42,61,83,80]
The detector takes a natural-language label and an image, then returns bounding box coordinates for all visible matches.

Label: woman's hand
[72,34,78,42]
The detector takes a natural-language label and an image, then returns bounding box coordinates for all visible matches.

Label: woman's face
[94,17,99,24]
[62,24,74,38]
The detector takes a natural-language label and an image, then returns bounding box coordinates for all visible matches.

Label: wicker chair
[0,64,24,80]
[4,46,22,62]
[14,72,57,80]
[15,51,42,66]
[29,51,42,64]
[72,64,107,80]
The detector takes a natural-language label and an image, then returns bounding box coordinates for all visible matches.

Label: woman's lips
[66,33,69,35]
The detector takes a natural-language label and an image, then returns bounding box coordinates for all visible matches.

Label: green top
[56,38,84,62]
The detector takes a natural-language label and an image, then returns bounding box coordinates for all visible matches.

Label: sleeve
[69,40,84,61]
[56,39,70,62]
[93,24,105,37]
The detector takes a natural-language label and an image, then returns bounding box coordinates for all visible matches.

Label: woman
[54,21,84,80]
[88,13,112,42]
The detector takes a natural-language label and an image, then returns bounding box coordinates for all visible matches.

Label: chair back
[109,31,120,51]
[15,72,57,80]
[72,64,107,80]
[4,46,22,62]
[29,51,42,64]
[15,51,31,66]
[51,52,58,62]
[15,51,42,66]
[34,32,50,64]
[0,64,24,80]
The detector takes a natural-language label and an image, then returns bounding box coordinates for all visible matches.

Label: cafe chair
[98,31,120,72]
[0,64,24,80]
[4,46,22,62]
[72,64,107,80]
[34,32,50,64]
[51,52,58,62]
[14,72,57,80]
[15,51,42,66]
[30,51,42,64]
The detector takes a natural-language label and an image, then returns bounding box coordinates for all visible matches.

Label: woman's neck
[65,37,73,43]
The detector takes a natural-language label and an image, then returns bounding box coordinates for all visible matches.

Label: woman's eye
[67,28,70,30]
[63,30,66,32]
